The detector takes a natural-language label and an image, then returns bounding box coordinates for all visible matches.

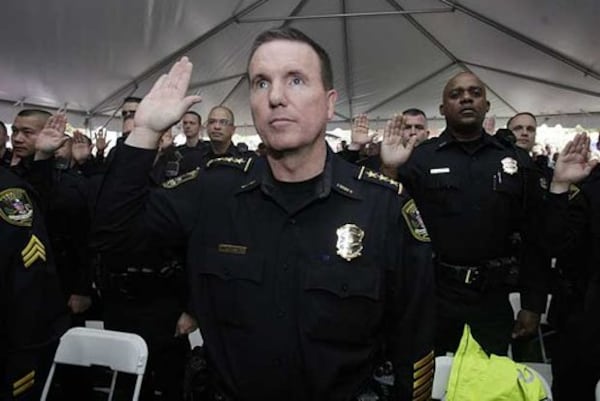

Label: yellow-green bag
[446,325,548,401]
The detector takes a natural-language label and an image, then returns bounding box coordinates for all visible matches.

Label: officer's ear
[439,103,445,117]
[486,101,490,113]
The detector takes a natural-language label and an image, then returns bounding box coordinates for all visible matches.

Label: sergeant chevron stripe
[21,235,46,268]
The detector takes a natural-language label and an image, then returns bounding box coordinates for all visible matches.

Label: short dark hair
[183,111,202,124]
[507,112,537,129]
[208,105,235,125]
[17,109,52,123]
[248,27,334,90]
[402,108,427,119]
[122,96,142,105]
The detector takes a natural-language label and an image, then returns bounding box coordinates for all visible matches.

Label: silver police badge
[501,157,518,175]
[336,224,365,262]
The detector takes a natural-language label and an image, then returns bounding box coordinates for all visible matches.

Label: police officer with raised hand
[380,72,548,356]
[544,133,600,400]
[1,119,70,401]
[93,27,435,401]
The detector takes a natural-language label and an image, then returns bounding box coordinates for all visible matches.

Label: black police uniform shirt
[93,144,435,401]
[0,166,68,400]
[544,166,600,356]
[398,129,547,312]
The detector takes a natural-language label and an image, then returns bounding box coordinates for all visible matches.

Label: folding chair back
[40,327,148,401]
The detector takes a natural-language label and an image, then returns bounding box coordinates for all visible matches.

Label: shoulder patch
[206,156,253,172]
[356,166,403,194]
[568,184,580,201]
[401,199,430,242]
[162,168,199,189]
[0,188,34,227]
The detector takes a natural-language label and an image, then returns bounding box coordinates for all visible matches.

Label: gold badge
[336,224,365,261]
[501,157,518,175]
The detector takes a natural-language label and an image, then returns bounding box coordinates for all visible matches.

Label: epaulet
[162,168,200,189]
[206,156,253,172]
[356,166,403,195]
[568,184,580,201]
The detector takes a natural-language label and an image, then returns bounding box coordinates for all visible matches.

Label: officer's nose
[269,81,286,107]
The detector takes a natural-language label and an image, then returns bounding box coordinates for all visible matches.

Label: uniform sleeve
[519,162,551,313]
[91,144,203,255]
[386,197,435,401]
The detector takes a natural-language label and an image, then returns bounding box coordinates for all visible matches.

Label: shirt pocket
[424,174,462,215]
[197,248,264,327]
[302,260,383,344]
[494,173,522,197]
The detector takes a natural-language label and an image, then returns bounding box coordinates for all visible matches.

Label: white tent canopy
[1,0,599,134]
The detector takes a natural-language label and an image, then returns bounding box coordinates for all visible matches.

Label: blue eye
[291,77,303,85]
[256,80,269,89]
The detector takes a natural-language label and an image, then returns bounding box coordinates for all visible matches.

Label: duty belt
[436,256,519,290]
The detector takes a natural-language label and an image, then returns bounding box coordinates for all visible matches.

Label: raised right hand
[380,114,416,170]
[551,132,597,192]
[350,114,372,149]
[134,57,202,134]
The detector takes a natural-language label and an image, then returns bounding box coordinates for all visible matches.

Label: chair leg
[132,374,145,401]
[538,326,549,363]
[40,363,57,401]
[108,371,118,401]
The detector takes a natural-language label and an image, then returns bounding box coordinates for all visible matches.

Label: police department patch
[401,199,430,242]
[0,188,34,227]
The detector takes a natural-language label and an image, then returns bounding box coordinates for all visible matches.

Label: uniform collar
[236,146,362,201]
[435,128,504,151]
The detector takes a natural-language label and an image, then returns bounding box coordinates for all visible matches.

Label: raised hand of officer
[34,113,69,160]
[126,57,202,150]
[348,114,371,150]
[551,132,598,193]
[94,129,110,154]
[68,294,92,314]
[175,312,198,337]
[72,130,92,164]
[380,114,416,179]
[512,309,541,339]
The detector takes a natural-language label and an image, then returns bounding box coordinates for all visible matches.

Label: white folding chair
[431,356,553,400]
[509,292,554,363]
[40,327,148,401]
[432,356,452,400]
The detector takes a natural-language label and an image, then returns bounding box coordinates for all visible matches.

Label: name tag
[218,244,247,255]
[430,168,450,174]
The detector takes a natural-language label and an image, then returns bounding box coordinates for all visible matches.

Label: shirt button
[223,268,231,277]
[283,264,289,271]
[341,283,349,293]
[277,309,286,318]
[289,218,296,225]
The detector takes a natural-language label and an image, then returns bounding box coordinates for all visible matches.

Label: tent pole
[386,0,518,114]
[439,0,600,81]
[89,0,269,115]
[463,62,600,98]
[341,0,355,119]
[364,62,455,114]
[237,8,454,23]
